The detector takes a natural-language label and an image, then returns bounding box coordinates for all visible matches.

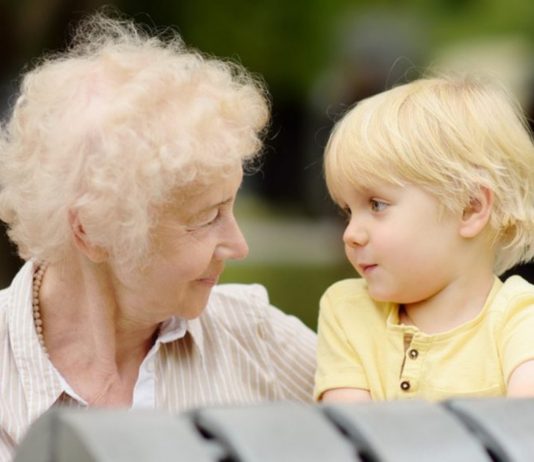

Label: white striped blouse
[0,261,317,461]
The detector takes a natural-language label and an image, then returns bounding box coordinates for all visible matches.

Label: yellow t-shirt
[314,275,534,401]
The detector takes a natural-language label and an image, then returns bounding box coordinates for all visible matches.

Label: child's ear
[459,186,493,238]
[68,209,109,263]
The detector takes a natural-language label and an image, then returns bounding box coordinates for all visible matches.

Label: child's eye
[370,199,388,212]
[339,206,352,221]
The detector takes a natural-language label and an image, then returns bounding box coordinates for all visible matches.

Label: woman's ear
[459,186,494,238]
[68,209,108,262]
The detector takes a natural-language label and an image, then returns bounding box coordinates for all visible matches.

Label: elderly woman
[0,13,316,459]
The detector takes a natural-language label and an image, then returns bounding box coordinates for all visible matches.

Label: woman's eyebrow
[193,196,234,215]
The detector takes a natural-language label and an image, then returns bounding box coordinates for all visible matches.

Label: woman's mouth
[196,274,220,286]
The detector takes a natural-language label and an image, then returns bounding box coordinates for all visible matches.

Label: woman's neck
[37,258,159,405]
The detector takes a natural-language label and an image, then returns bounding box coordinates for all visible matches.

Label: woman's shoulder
[211,283,270,303]
[0,287,8,336]
[203,283,314,338]
[199,284,315,401]
[208,283,269,316]
[202,283,273,329]
[0,286,10,309]
[0,275,22,334]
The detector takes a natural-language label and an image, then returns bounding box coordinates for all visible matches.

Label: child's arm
[507,360,534,397]
[321,387,372,402]
[314,282,372,401]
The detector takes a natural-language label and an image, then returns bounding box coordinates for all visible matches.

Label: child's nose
[343,219,369,247]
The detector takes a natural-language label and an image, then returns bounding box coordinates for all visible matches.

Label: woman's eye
[187,209,221,231]
[201,210,221,227]
[370,199,388,212]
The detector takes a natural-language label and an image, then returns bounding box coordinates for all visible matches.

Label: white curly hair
[0,12,269,270]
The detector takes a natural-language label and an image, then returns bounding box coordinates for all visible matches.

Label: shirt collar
[158,315,187,344]
[155,313,205,357]
[185,316,205,357]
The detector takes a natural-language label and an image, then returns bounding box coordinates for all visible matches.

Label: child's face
[339,180,464,304]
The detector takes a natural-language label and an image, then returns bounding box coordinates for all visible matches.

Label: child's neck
[399,271,495,335]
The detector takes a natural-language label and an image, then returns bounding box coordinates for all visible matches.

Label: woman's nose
[216,218,249,261]
[228,224,249,260]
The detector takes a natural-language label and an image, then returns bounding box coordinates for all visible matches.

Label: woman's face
[118,165,248,322]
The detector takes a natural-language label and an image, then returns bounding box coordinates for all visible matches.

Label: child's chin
[366,287,393,302]
[367,283,408,303]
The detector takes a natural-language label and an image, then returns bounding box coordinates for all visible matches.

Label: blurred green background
[2,0,534,329]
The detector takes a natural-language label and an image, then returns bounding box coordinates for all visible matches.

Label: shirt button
[408,349,419,359]
[400,380,411,391]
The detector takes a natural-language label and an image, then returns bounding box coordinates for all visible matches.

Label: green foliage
[119,0,534,100]
[220,261,355,330]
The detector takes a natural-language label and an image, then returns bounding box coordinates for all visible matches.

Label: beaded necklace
[32,263,48,356]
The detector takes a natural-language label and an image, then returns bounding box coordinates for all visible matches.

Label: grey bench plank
[192,401,358,462]
[15,408,216,462]
[444,398,534,462]
[322,400,490,462]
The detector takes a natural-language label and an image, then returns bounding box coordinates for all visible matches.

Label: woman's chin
[175,289,214,319]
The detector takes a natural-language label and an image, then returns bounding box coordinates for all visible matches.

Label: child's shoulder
[498,274,534,304]
[321,278,377,310]
[485,275,534,323]
[322,277,368,300]
[320,278,390,323]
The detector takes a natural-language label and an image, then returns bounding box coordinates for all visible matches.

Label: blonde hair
[324,75,534,274]
[0,13,269,270]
